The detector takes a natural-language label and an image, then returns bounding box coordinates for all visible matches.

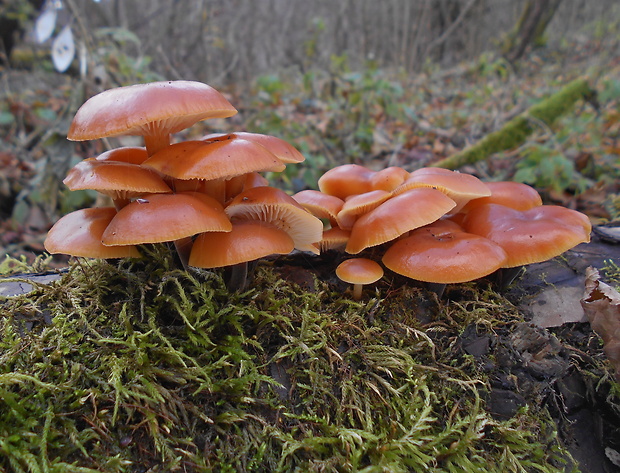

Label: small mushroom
[336,258,384,300]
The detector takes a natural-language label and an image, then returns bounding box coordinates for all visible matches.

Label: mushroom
[382,221,508,296]
[101,192,232,269]
[68,80,237,156]
[63,158,172,210]
[44,207,141,259]
[336,258,384,300]
[94,147,149,165]
[225,186,324,254]
[463,203,591,268]
[203,132,305,164]
[102,192,231,246]
[141,137,285,203]
[190,220,294,290]
[336,189,391,230]
[291,190,344,227]
[317,164,375,199]
[393,167,491,213]
[369,166,409,192]
[460,181,543,213]
[345,188,456,254]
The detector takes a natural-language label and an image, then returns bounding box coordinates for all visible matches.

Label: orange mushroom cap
[382,223,507,284]
[68,80,237,156]
[44,207,141,258]
[336,190,391,230]
[204,132,305,164]
[101,193,232,246]
[63,159,172,207]
[336,258,384,300]
[461,181,543,213]
[292,190,344,224]
[370,166,409,192]
[317,227,351,252]
[94,147,149,165]
[345,188,456,254]
[142,138,285,181]
[189,220,294,268]
[393,167,491,213]
[463,203,592,268]
[225,186,324,254]
[317,164,374,199]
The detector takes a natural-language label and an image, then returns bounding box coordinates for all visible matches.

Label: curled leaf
[581,266,620,380]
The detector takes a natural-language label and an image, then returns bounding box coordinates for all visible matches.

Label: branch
[434,78,595,170]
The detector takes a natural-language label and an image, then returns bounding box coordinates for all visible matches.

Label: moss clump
[0,254,572,472]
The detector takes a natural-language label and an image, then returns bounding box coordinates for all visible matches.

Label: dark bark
[501,0,563,64]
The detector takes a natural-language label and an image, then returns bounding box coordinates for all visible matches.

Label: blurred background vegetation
[1,0,619,262]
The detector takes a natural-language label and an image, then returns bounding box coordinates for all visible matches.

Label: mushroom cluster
[44,80,323,285]
[293,164,592,297]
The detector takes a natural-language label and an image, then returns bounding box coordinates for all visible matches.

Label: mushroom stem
[173,236,193,271]
[351,284,363,301]
[226,262,249,292]
[113,197,131,211]
[426,282,446,299]
[496,266,524,290]
[144,133,171,157]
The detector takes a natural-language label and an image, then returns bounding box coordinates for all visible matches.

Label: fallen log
[435,78,596,170]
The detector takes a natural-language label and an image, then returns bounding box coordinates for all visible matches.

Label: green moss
[0,255,573,472]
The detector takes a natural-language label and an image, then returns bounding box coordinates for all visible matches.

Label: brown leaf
[581,267,620,381]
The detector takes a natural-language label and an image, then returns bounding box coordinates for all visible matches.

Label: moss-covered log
[434,78,595,170]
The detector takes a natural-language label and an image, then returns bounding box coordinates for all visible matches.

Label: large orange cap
[102,192,232,246]
[463,203,592,267]
[204,132,305,164]
[44,207,140,258]
[393,167,491,212]
[317,164,374,199]
[225,186,324,254]
[142,138,285,181]
[68,81,237,155]
[189,220,294,268]
[63,159,172,205]
[461,181,543,213]
[345,188,456,254]
[383,223,507,283]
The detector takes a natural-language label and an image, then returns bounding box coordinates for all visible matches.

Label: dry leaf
[581,266,620,381]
